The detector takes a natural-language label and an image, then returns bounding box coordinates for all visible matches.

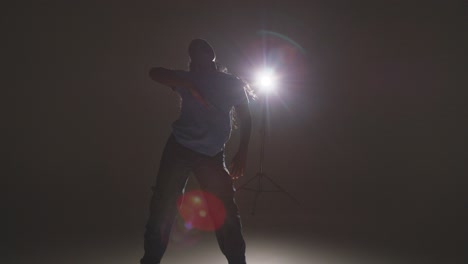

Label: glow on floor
[12,233,415,264]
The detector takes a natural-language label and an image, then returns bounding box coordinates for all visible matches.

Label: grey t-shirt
[172,70,248,156]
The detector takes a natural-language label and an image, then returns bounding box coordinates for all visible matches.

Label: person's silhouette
[140,39,252,264]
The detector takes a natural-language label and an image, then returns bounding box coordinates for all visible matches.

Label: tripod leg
[251,172,264,215]
[236,173,259,190]
[251,190,261,215]
[263,174,300,205]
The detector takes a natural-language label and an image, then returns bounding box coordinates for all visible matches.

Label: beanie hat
[188,38,216,61]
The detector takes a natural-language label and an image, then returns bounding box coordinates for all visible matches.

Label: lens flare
[257,30,306,53]
[256,68,277,93]
[177,190,226,231]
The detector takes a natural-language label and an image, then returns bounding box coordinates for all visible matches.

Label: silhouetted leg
[193,152,246,264]
[141,136,192,264]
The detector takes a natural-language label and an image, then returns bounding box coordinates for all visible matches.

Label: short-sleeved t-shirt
[171,70,248,156]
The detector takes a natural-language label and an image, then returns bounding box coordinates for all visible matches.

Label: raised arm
[229,102,252,180]
[149,67,208,107]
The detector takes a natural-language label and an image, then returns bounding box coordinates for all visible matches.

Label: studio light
[255,68,277,93]
[238,66,299,215]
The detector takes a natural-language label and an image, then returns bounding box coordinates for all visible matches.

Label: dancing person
[140,38,252,264]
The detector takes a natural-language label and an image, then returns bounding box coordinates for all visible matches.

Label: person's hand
[229,150,247,181]
[188,86,209,108]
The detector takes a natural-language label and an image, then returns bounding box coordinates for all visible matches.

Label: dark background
[4,1,466,263]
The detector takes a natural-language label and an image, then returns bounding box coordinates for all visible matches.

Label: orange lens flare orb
[177,190,226,231]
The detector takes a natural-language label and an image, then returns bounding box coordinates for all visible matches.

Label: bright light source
[256,68,277,93]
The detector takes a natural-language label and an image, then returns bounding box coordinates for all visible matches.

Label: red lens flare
[177,190,226,231]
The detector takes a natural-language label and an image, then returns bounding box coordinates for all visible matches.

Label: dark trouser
[140,134,246,264]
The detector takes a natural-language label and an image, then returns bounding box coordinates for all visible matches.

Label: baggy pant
[140,134,246,264]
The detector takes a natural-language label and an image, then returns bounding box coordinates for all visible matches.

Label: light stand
[237,95,299,215]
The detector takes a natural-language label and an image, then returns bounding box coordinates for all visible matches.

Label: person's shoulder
[216,71,238,80]
[174,70,198,82]
[216,72,245,87]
